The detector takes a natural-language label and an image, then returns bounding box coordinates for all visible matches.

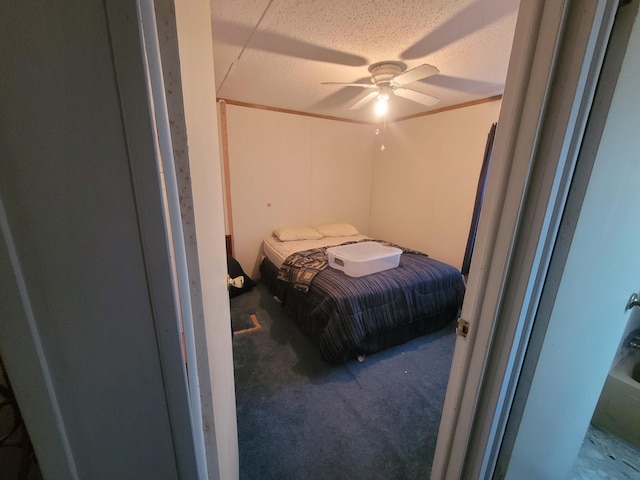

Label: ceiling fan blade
[393,64,440,85]
[321,82,376,88]
[349,91,379,110]
[394,88,440,107]
[419,74,503,94]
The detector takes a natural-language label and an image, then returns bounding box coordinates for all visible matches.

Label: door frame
[152,0,240,478]
[432,0,621,478]
[119,0,630,479]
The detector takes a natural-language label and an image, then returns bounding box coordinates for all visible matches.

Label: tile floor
[571,424,640,479]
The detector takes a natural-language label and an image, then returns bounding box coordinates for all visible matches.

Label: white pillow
[273,226,324,241]
[315,223,359,237]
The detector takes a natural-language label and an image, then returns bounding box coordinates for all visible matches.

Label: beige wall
[369,100,502,269]
[226,104,375,276]
[225,100,501,276]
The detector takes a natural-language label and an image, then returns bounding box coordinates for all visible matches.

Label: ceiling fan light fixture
[375,98,388,116]
[375,93,389,116]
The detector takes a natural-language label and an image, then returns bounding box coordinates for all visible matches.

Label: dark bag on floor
[227,255,256,298]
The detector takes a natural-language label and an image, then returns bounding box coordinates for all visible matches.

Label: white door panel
[432,1,640,479]
[505,7,640,477]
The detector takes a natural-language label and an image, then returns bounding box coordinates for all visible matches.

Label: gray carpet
[231,282,456,480]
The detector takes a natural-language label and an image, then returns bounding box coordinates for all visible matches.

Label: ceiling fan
[321,61,440,114]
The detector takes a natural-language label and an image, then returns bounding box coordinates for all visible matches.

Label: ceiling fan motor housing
[369,61,407,84]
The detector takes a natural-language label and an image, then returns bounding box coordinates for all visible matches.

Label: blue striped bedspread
[277,244,465,362]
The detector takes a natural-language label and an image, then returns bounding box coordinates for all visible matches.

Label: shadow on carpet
[231,282,457,480]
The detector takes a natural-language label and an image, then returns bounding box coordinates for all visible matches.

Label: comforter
[274,244,465,362]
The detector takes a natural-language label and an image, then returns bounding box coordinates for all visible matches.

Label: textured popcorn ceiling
[211,0,520,123]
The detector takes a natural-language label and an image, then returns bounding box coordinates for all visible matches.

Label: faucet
[628,329,640,350]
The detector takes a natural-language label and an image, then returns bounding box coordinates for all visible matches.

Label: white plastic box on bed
[326,241,402,277]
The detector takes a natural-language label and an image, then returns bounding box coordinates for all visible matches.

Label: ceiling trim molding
[219,95,503,126]
[218,99,379,126]
[393,95,503,123]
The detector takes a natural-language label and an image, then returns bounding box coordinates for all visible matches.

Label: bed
[260,224,466,363]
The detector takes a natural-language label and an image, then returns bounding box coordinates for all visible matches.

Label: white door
[432,1,638,478]
[499,2,640,477]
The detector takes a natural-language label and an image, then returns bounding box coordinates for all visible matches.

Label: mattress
[262,233,370,269]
